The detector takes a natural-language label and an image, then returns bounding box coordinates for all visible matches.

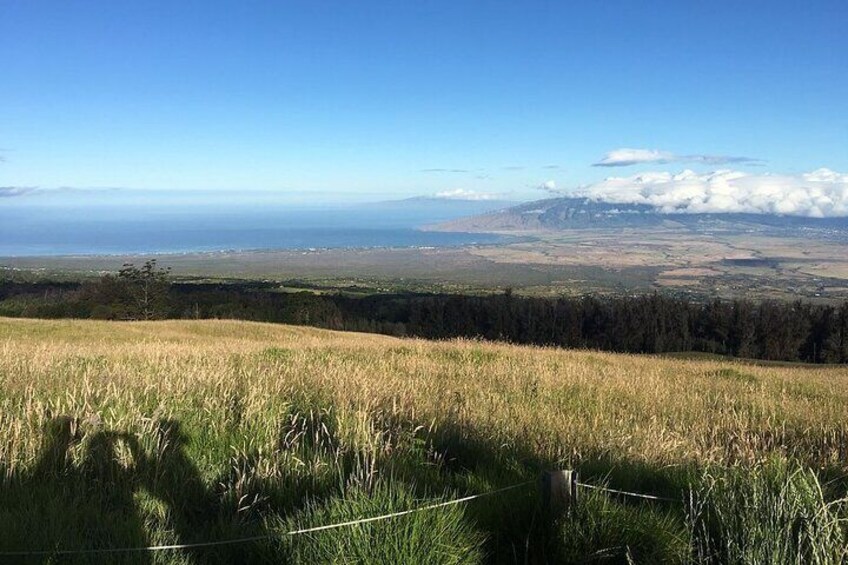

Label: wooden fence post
[540,469,578,515]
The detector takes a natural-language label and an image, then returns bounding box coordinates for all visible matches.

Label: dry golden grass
[3,316,848,477]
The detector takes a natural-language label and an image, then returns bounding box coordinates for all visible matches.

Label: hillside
[431,196,848,237]
[2,317,848,563]
[430,197,662,232]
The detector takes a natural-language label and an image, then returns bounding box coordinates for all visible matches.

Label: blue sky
[1,1,846,203]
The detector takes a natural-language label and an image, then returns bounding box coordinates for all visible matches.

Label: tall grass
[276,484,485,564]
[688,461,848,565]
[1,317,847,563]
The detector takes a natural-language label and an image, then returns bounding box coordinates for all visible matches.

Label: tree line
[2,261,847,364]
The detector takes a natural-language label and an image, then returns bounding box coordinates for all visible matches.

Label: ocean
[0,191,509,256]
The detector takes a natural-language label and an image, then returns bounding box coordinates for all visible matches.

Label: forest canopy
[1,265,846,364]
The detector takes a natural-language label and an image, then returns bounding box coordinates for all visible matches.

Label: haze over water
[0,191,507,256]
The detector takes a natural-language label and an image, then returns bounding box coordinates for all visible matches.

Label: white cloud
[594,148,676,167]
[593,148,763,167]
[538,180,557,192]
[433,188,500,201]
[573,168,848,218]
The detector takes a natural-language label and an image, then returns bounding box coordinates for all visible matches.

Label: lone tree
[86,260,171,320]
[116,259,172,320]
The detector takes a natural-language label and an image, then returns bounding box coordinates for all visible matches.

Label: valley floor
[5,221,848,302]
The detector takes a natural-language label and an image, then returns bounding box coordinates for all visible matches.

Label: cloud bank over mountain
[593,148,764,167]
[570,169,848,218]
[433,189,501,201]
[538,180,557,192]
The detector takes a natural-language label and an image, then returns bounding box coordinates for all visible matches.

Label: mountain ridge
[427,196,848,234]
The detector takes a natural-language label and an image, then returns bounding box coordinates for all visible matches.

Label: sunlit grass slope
[2,317,848,564]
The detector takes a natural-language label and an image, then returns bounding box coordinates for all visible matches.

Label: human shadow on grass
[0,417,282,564]
[0,416,150,564]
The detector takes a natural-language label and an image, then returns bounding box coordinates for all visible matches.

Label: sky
[1,1,847,209]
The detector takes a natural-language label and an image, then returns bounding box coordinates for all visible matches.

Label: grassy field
[2,318,848,563]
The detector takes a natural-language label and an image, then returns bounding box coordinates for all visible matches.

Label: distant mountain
[429,197,848,235]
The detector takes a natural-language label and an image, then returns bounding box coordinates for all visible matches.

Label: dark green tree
[115,260,171,320]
